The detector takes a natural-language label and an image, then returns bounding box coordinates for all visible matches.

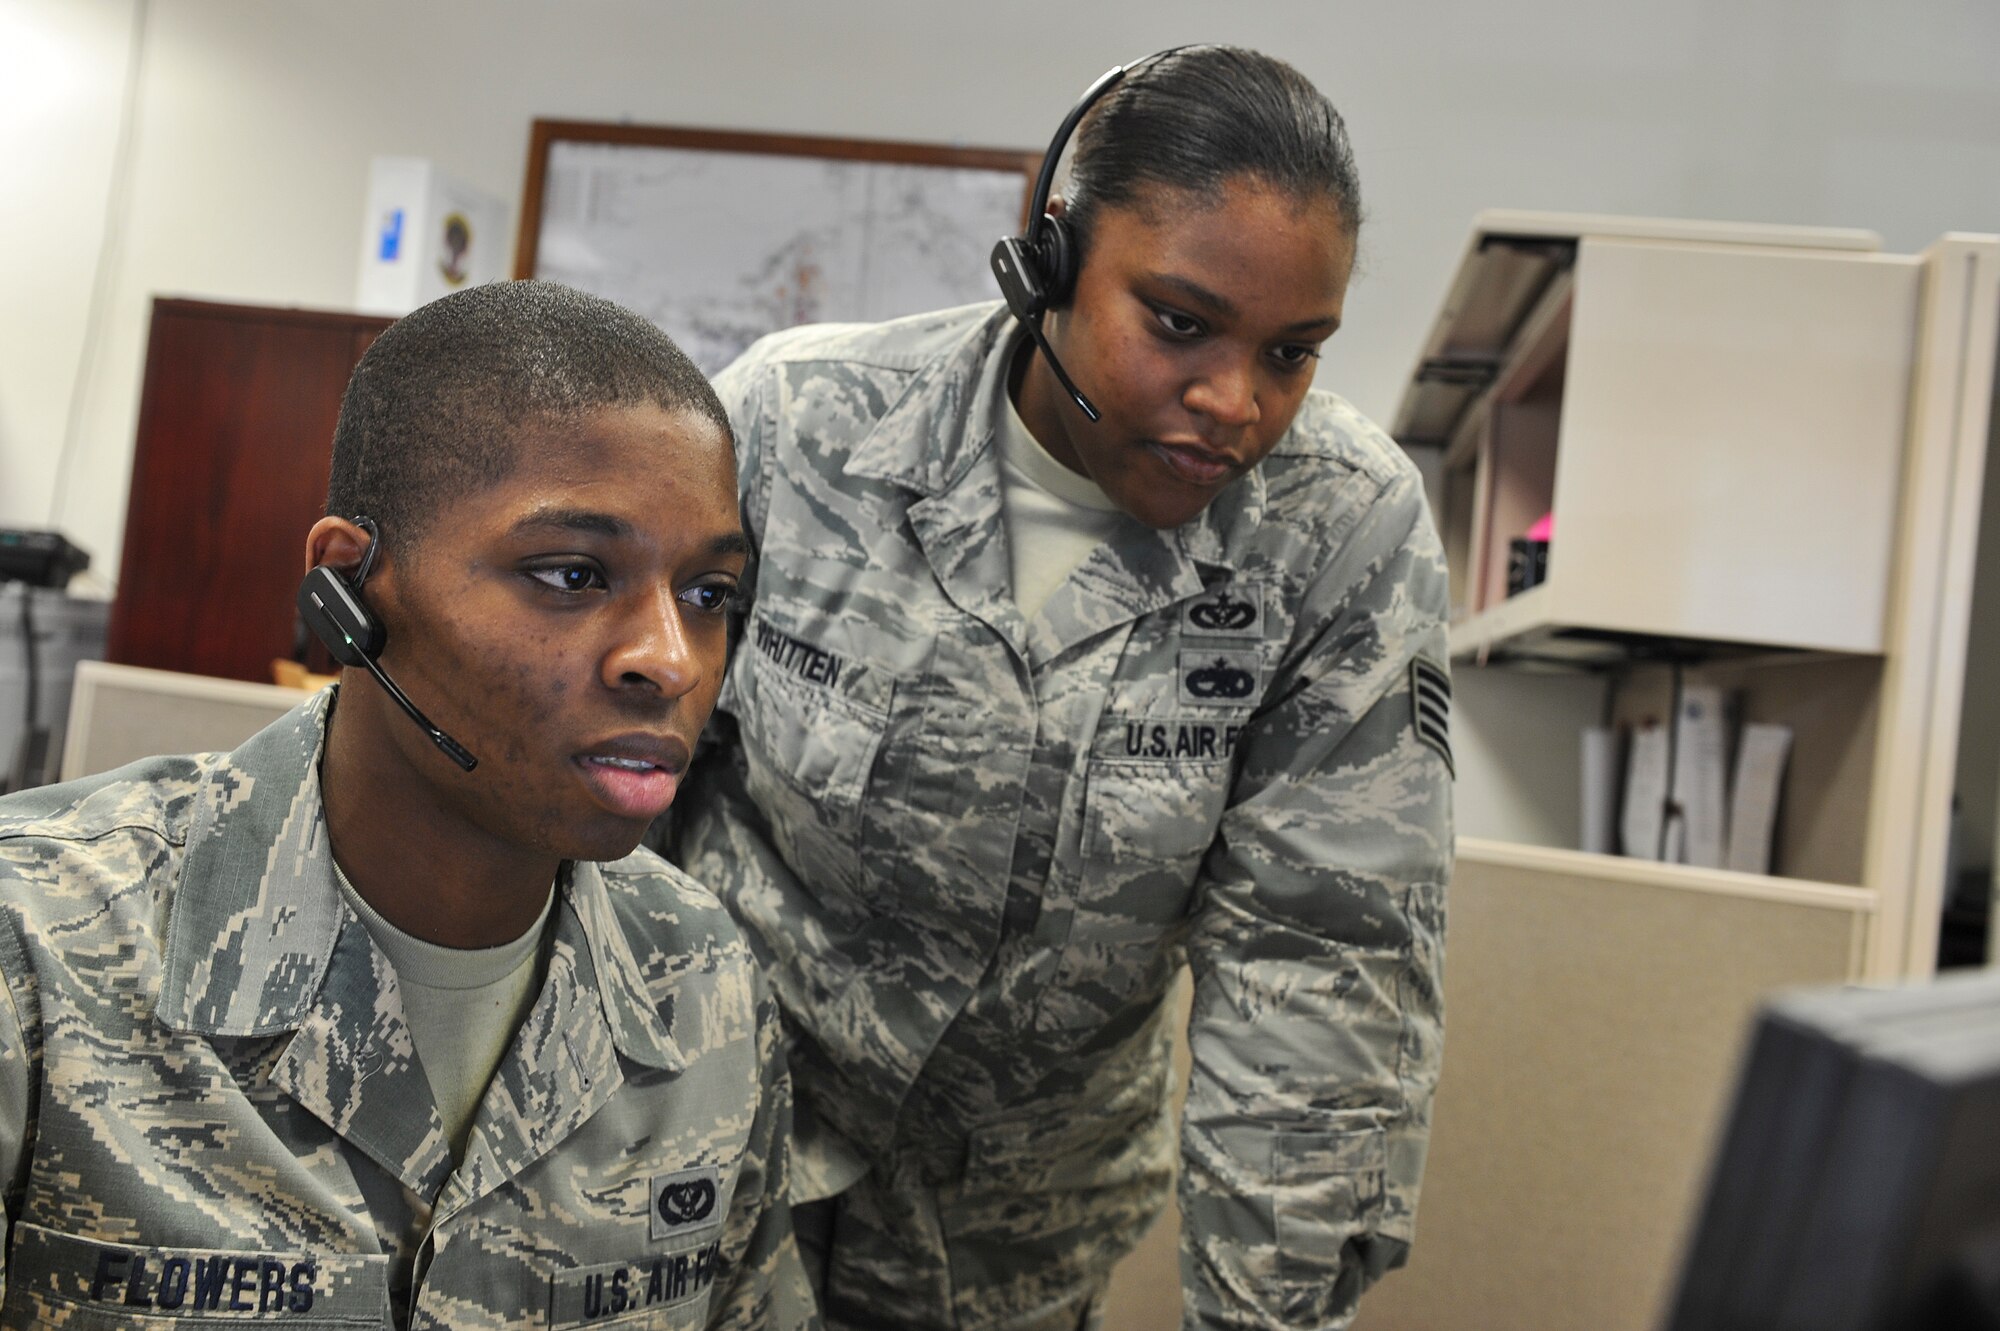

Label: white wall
[5,0,2000,589]
[0,0,138,584]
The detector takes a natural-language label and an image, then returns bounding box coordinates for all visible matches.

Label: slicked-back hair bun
[1063,45,1362,265]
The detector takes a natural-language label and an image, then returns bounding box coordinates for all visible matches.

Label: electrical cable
[5,586,41,794]
[1658,658,1685,862]
[20,589,37,744]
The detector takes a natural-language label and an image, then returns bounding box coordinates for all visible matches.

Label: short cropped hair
[326,280,728,548]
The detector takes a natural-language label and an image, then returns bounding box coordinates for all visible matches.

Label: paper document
[1725,724,1793,875]
[1674,686,1734,870]
[1581,726,1623,855]
[1622,723,1670,860]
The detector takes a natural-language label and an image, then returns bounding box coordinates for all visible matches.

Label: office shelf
[1401,212,2000,974]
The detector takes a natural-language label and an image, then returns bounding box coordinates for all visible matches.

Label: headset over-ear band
[995,61,1126,323]
[297,516,477,771]
[990,47,1193,421]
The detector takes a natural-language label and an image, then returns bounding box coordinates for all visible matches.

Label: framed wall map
[515,120,1038,373]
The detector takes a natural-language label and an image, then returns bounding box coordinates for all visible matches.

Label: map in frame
[523,126,1034,375]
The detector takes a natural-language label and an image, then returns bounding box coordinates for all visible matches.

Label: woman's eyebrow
[1144,272,1341,333]
[1146,272,1238,319]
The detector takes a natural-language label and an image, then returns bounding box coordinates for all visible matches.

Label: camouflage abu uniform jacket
[0,693,814,1330]
[674,303,1452,1329]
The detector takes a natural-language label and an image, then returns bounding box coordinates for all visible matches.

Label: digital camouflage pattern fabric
[0,692,814,1330]
[671,303,1453,1329]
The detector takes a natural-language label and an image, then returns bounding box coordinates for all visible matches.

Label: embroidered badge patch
[650,1167,722,1241]
[1410,657,1453,775]
[1178,649,1260,705]
[1182,584,1264,637]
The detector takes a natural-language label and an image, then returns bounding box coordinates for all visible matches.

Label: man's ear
[306,516,372,577]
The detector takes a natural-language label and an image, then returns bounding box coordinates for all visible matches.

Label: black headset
[990,48,1190,422]
[297,516,478,771]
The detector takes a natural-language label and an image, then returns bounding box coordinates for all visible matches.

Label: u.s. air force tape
[1410,656,1453,775]
[550,1238,723,1328]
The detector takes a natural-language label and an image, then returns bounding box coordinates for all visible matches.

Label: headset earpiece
[294,517,478,772]
[297,563,383,667]
[992,52,1190,422]
[1033,212,1079,310]
[991,233,1048,323]
[298,516,386,666]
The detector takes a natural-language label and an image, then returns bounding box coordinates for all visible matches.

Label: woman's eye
[1153,307,1203,337]
[528,564,606,593]
[680,582,737,614]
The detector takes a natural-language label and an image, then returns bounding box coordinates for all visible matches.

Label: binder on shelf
[1581,725,1623,856]
[1725,724,1793,877]
[1621,722,1671,860]
[1675,685,1734,871]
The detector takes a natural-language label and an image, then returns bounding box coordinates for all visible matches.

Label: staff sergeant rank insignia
[1411,656,1453,775]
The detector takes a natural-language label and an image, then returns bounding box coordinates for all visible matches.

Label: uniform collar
[842,303,1011,496]
[839,301,1265,576]
[155,689,684,1073]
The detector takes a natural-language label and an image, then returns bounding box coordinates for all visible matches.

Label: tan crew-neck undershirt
[335,867,553,1163]
[981,328,1132,620]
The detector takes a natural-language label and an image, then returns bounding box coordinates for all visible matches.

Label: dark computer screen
[1661,967,2000,1330]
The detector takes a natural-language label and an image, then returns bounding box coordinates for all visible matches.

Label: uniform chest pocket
[734,644,893,914]
[546,1237,723,1331]
[1034,722,1235,1033]
[1082,716,1240,872]
[0,1222,390,1327]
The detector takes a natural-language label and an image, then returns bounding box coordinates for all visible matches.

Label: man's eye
[528,564,606,593]
[1272,343,1322,370]
[1153,308,1203,337]
[680,582,737,614]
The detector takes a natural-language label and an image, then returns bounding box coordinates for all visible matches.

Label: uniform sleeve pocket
[0,1222,389,1325]
[1273,1124,1392,1292]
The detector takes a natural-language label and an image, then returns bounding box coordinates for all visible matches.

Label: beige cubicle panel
[61,660,309,781]
[1101,843,1866,1331]
[1354,841,1868,1331]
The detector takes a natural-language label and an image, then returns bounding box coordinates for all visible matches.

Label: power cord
[3,585,45,795]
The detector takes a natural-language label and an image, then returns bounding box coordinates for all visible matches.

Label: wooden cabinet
[107,299,391,684]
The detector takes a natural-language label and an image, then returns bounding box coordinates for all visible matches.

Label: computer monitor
[1660,967,2000,1330]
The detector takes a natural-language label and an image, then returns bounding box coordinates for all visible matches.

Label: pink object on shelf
[1526,511,1554,542]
